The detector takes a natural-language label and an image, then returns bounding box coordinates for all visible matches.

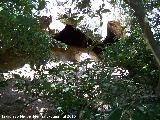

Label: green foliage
[108,108,123,120]
[76,0,91,11]
[0,0,51,64]
[0,0,160,119]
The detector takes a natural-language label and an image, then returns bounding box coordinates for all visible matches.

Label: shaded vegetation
[0,0,160,119]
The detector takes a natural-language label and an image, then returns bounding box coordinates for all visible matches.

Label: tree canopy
[0,0,160,119]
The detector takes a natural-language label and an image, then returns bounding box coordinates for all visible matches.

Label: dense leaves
[0,0,160,119]
[0,0,51,65]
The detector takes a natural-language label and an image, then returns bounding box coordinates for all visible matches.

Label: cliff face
[0,20,124,71]
[0,50,29,71]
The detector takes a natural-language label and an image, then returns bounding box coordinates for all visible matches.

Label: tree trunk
[123,0,160,95]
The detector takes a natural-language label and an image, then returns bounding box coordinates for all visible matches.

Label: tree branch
[123,0,160,95]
